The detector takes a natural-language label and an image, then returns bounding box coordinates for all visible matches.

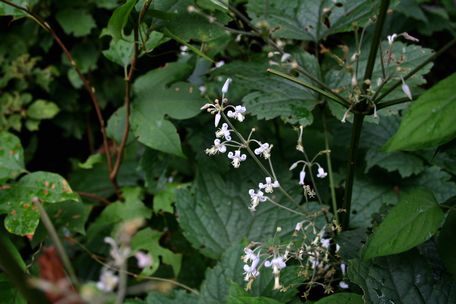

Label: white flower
[340,263,347,276]
[320,237,331,249]
[215,123,231,140]
[248,189,267,211]
[401,77,412,100]
[135,251,153,269]
[221,77,232,95]
[317,166,327,178]
[228,150,247,168]
[104,237,130,267]
[215,60,225,68]
[280,53,291,62]
[96,269,119,292]
[243,248,260,281]
[295,221,304,231]
[200,100,223,127]
[205,139,227,155]
[227,105,246,122]
[387,33,397,45]
[299,170,306,185]
[264,256,286,270]
[265,256,286,290]
[258,177,280,193]
[339,281,349,289]
[198,85,206,94]
[308,255,320,269]
[254,142,272,159]
[402,32,419,42]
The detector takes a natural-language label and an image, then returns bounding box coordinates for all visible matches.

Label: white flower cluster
[248,177,280,211]
[242,246,288,291]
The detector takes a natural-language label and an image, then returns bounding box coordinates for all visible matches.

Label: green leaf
[227,283,283,304]
[0,172,80,236]
[363,188,444,260]
[437,210,456,275]
[0,0,38,18]
[26,100,59,120]
[384,72,456,151]
[146,290,198,304]
[349,250,456,304]
[131,228,182,276]
[105,0,137,42]
[153,182,179,214]
[313,293,363,304]
[55,8,96,37]
[247,0,376,41]
[405,166,456,203]
[102,37,134,68]
[78,153,103,170]
[130,63,205,157]
[0,132,25,184]
[350,176,398,228]
[175,163,313,259]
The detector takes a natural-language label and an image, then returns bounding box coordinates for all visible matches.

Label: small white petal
[221,77,232,94]
[214,113,221,127]
[401,79,412,100]
[339,281,349,289]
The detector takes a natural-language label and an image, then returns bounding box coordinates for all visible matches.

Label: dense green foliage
[0,0,456,303]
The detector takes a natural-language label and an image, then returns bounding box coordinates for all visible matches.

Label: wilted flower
[248,189,267,211]
[96,269,118,292]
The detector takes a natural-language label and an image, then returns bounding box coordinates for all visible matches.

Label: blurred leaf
[405,166,456,203]
[0,274,26,304]
[385,72,456,151]
[437,210,456,275]
[153,182,179,214]
[104,0,137,42]
[363,188,444,260]
[78,153,103,169]
[227,283,283,304]
[55,8,96,37]
[26,100,59,120]
[0,172,80,236]
[86,187,151,251]
[313,293,363,304]
[349,250,456,304]
[0,0,38,18]
[247,0,376,41]
[131,228,182,276]
[130,63,204,157]
[146,290,198,304]
[43,200,90,235]
[0,132,25,184]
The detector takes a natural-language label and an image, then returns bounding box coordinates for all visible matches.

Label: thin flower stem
[267,69,350,108]
[115,262,128,304]
[266,198,307,216]
[33,198,79,287]
[221,113,301,208]
[322,111,339,225]
[375,37,456,103]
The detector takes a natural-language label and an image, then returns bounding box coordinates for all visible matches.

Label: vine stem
[0,0,119,193]
[33,198,79,287]
[341,0,390,229]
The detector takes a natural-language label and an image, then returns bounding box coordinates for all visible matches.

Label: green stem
[362,0,390,91]
[33,199,79,287]
[115,262,128,304]
[267,69,350,107]
[322,111,339,225]
[0,230,49,304]
[377,96,415,110]
[341,114,364,229]
[375,37,456,103]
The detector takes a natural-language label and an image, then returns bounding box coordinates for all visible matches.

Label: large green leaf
[175,166,302,259]
[146,290,198,304]
[349,250,456,304]
[314,293,363,304]
[131,228,182,276]
[363,188,444,260]
[247,0,376,41]
[384,72,456,151]
[227,283,283,304]
[0,274,26,304]
[130,63,205,157]
[0,172,80,236]
[0,132,25,184]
